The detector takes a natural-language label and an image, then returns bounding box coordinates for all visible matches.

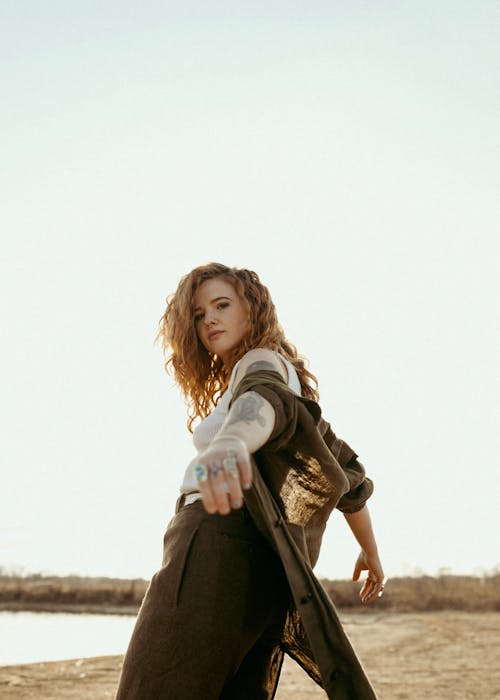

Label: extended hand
[352,549,386,604]
[192,436,252,515]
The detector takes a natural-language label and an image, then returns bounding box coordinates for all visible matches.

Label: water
[0,611,137,666]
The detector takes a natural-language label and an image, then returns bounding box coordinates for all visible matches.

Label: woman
[115,263,384,699]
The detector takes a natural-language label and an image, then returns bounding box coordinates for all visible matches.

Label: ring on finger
[209,464,226,478]
[194,463,209,483]
[222,450,239,479]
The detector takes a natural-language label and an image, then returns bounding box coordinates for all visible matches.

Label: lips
[208,331,224,341]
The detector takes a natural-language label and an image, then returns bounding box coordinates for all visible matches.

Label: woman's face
[193,277,250,365]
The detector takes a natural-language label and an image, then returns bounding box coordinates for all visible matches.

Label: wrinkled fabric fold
[230,369,378,699]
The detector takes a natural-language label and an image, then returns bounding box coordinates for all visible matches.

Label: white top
[179,351,302,499]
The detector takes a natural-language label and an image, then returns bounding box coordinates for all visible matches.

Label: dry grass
[321,572,500,612]
[0,574,147,613]
[1,570,499,614]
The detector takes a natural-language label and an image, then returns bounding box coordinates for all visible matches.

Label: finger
[360,577,374,600]
[193,461,219,514]
[208,463,232,514]
[364,588,382,604]
[237,452,253,491]
[376,578,387,599]
[366,579,379,600]
[359,580,373,601]
[222,450,244,509]
[362,588,377,604]
[361,579,384,604]
[352,563,362,582]
[210,437,253,491]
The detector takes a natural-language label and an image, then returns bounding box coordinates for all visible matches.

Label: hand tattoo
[209,464,226,477]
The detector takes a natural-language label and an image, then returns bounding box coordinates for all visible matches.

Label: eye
[217,302,229,310]
[194,313,204,322]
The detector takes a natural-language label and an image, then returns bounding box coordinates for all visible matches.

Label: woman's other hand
[192,436,252,515]
[352,549,386,604]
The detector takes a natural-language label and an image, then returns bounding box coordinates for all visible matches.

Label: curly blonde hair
[154,262,319,432]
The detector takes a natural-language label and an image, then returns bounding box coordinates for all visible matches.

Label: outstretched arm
[192,351,285,515]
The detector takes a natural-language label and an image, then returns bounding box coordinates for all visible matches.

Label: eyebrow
[192,296,232,313]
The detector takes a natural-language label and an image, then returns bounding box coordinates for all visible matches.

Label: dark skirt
[115,495,292,699]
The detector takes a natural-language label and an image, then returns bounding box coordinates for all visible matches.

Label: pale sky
[1,1,499,583]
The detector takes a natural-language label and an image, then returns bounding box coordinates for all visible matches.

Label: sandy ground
[1,611,499,699]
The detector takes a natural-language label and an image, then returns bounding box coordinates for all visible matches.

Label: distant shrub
[0,571,499,613]
[320,572,500,612]
[0,574,148,611]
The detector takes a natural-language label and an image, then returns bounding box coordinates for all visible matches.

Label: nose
[203,310,218,327]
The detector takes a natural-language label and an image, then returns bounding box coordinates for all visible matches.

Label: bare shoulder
[232,348,288,391]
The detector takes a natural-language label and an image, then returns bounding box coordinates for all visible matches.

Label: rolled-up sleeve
[229,369,375,512]
[335,457,374,513]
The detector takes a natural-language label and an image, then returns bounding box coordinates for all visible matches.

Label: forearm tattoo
[225,391,266,428]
